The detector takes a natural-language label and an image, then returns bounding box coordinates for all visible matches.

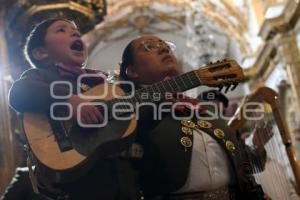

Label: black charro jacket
[134,99,266,198]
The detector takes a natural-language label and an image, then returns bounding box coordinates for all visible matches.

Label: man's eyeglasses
[139,40,176,52]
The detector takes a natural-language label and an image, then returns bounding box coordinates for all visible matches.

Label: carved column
[276,34,300,113]
[276,32,300,159]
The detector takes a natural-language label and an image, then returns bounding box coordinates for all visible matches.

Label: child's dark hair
[119,40,136,81]
[24,18,74,68]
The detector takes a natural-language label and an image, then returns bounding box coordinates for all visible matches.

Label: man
[119,35,265,200]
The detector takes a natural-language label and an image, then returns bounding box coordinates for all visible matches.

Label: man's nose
[158,44,171,54]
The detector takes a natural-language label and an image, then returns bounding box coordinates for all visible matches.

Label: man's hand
[252,122,273,150]
[68,95,103,125]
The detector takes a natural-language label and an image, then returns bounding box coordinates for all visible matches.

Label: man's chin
[166,68,180,77]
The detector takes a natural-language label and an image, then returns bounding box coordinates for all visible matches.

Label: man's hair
[119,39,136,81]
[24,18,74,68]
[199,89,229,108]
[118,39,138,93]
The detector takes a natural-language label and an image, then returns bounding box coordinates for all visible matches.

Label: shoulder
[19,67,60,82]
[19,68,45,79]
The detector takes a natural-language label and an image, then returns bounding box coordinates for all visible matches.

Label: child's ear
[126,65,139,79]
[32,47,48,61]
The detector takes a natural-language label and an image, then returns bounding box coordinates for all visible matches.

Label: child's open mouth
[70,40,84,52]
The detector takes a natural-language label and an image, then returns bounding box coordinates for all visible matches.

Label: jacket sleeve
[8,69,71,113]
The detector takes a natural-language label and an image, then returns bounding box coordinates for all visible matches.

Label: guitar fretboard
[94,59,243,117]
[111,71,201,107]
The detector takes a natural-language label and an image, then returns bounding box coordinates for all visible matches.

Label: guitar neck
[100,59,244,114]
[136,71,201,101]
[110,71,201,106]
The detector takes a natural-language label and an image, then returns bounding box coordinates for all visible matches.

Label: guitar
[23,59,244,182]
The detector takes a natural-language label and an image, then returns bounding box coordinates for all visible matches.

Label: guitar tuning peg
[231,83,238,91]
[218,85,224,92]
[224,85,231,93]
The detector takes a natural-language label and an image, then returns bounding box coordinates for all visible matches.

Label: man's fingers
[87,111,99,124]
[82,112,93,124]
[92,107,103,123]
[69,95,105,125]
[80,106,104,124]
[81,117,87,125]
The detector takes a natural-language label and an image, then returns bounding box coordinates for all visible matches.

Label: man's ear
[126,65,139,79]
[32,47,48,61]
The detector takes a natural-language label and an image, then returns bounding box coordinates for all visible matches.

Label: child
[8,18,139,200]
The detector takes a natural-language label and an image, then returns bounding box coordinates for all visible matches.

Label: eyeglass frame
[136,39,176,53]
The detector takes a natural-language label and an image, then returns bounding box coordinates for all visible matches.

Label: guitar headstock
[195,59,245,93]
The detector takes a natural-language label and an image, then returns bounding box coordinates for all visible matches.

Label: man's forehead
[133,36,162,45]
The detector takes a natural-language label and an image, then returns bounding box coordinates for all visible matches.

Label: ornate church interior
[1,0,300,199]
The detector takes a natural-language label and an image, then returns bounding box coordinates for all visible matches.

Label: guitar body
[22,83,137,182]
